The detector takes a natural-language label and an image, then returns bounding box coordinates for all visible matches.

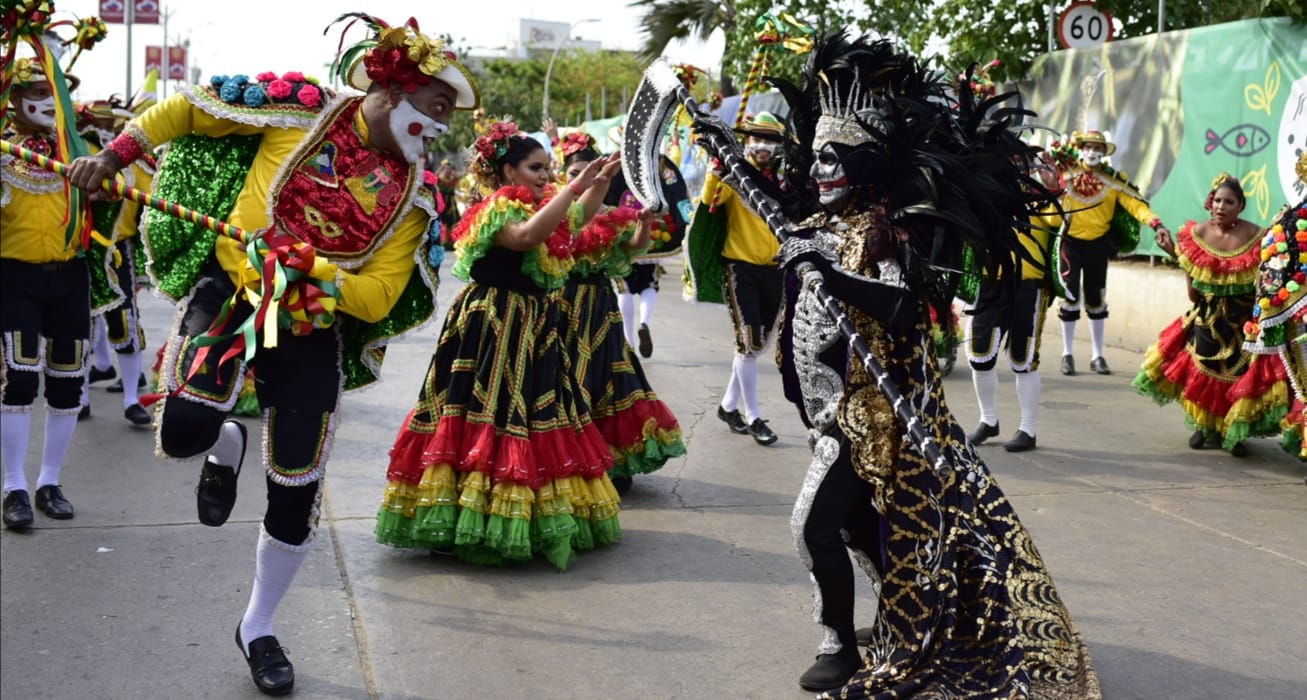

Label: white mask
[20,95,56,129]
[1081,149,1103,167]
[388,97,447,164]
[810,148,850,210]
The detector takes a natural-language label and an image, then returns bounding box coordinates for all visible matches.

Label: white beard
[21,96,56,130]
[387,98,447,164]
[1081,151,1103,167]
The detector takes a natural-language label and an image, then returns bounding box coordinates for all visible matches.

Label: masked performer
[690,34,1101,696]
[68,14,476,695]
[1056,130,1170,376]
[376,121,626,569]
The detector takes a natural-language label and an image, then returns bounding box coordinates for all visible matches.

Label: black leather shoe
[78,404,91,421]
[124,403,151,426]
[34,485,75,519]
[968,422,1000,446]
[236,624,295,696]
[1189,430,1208,450]
[798,649,861,691]
[1060,355,1076,376]
[1229,441,1248,458]
[748,418,778,446]
[638,323,653,358]
[611,476,633,496]
[717,406,748,434]
[1004,430,1037,452]
[105,374,145,393]
[197,420,246,527]
[1090,356,1111,375]
[88,365,117,383]
[3,490,34,529]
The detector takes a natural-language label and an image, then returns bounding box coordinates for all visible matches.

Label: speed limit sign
[1058,1,1114,49]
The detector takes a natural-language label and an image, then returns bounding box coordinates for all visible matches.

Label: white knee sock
[1089,318,1107,360]
[617,292,637,347]
[1061,319,1077,357]
[734,353,762,423]
[118,351,144,407]
[210,420,246,471]
[2,412,32,493]
[1015,371,1041,437]
[92,317,113,371]
[638,287,657,326]
[36,412,78,488]
[720,364,741,413]
[240,529,309,645]
[971,368,999,427]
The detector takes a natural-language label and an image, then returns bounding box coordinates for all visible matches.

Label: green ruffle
[610,434,688,479]
[1281,424,1303,459]
[143,133,261,300]
[1132,367,1177,406]
[1191,280,1256,298]
[1221,404,1289,451]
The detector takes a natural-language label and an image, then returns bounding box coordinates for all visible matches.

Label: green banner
[1020,18,1306,256]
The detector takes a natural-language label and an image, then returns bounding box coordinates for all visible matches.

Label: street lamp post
[542,18,599,121]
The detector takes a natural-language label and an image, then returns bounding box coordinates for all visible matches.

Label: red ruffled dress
[1134,221,1290,449]
[556,208,687,481]
[375,186,620,570]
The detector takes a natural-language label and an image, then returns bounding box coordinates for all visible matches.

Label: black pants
[616,262,660,294]
[967,280,1047,373]
[158,261,339,546]
[1058,236,1112,321]
[0,258,90,412]
[103,241,145,352]
[799,438,882,651]
[723,260,782,355]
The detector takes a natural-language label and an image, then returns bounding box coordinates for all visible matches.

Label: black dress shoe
[1189,430,1208,450]
[1060,355,1076,376]
[611,476,633,496]
[798,649,861,691]
[88,365,117,383]
[236,624,295,696]
[124,403,152,426]
[1004,430,1037,452]
[638,323,653,358]
[717,406,748,434]
[197,420,246,527]
[78,404,92,421]
[34,485,75,519]
[747,418,778,446]
[3,490,34,529]
[1089,356,1111,375]
[1229,441,1248,458]
[968,422,1000,446]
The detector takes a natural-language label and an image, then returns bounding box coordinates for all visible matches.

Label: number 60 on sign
[1058,1,1115,49]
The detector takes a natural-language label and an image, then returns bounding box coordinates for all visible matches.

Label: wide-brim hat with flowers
[736,111,786,142]
[9,55,80,93]
[329,13,479,110]
[1072,129,1116,156]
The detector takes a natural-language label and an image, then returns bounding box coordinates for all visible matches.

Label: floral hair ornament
[326,12,479,109]
[1204,172,1237,211]
[560,131,596,157]
[470,119,521,183]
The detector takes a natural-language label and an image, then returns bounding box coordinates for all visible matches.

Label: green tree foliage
[431,49,647,159]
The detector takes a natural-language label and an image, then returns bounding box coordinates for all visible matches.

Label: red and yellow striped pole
[0,138,251,244]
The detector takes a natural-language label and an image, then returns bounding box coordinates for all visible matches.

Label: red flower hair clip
[560,132,595,157]
[472,120,520,172]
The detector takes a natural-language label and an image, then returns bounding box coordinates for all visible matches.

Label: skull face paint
[811,145,850,210]
[388,96,448,165]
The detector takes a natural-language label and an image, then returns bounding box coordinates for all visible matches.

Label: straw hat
[1072,129,1116,156]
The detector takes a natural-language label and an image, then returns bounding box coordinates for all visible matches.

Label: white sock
[118,351,144,407]
[1015,371,1040,437]
[1089,318,1107,360]
[80,373,91,409]
[734,353,762,423]
[240,529,309,646]
[36,412,78,488]
[92,317,113,371]
[638,287,657,326]
[720,363,741,413]
[210,420,246,472]
[1061,319,1077,358]
[617,292,637,347]
[971,368,999,427]
[1,412,32,493]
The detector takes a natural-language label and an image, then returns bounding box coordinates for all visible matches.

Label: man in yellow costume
[1056,129,1170,375]
[69,14,478,696]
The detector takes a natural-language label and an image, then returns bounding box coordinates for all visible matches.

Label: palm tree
[630,0,738,95]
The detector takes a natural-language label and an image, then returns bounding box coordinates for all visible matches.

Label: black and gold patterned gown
[781,212,1101,699]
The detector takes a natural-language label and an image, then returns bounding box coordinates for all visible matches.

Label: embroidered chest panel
[270,99,414,260]
[1,132,63,195]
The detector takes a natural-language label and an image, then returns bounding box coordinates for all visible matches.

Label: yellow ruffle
[379,464,620,523]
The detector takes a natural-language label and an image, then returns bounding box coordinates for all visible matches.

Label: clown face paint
[745,136,777,166]
[20,95,57,130]
[388,96,448,165]
[811,146,850,210]
[1080,143,1105,167]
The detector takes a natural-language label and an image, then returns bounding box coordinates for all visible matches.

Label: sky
[51,0,725,102]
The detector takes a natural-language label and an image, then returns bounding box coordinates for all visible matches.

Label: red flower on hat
[267,79,293,100]
[297,84,322,108]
